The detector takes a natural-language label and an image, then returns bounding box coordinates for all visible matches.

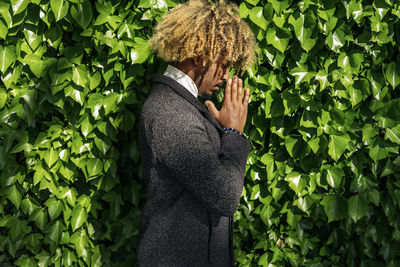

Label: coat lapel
[152,74,223,132]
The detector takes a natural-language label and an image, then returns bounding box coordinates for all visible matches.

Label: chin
[199,93,212,101]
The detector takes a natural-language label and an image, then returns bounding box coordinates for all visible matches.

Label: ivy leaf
[289,64,313,85]
[71,2,93,30]
[35,251,51,267]
[239,2,250,18]
[328,134,350,161]
[94,136,111,155]
[64,86,84,106]
[29,208,48,231]
[23,28,41,52]
[385,62,400,89]
[291,12,317,52]
[90,71,102,90]
[368,70,387,100]
[385,124,400,145]
[326,166,344,188]
[266,27,291,53]
[249,6,268,29]
[33,166,51,186]
[72,65,88,87]
[60,249,76,266]
[373,0,391,20]
[50,0,69,21]
[45,197,64,220]
[130,38,151,64]
[315,70,330,91]
[260,204,276,226]
[44,147,58,168]
[269,0,292,14]
[285,172,306,194]
[23,54,47,78]
[139,0,167,9]
[9,219,29,241]
[103,92,120,115]
[14,255,37,266]
[368,189,380,206]
[11,0,29,14]
[245,0,260,6]
[348,84,363,107]
[0,45,16,74]
[0,87,7,109]
[25,233,42,254]
[46,220,64,243]
[59,149,69,162]
[87,93,103,120]
[369,138,399,162]
[80,116,93,137]
[296,195,314,213]
[264,90,284,118]
[71,204,87,231]
[345,0,364,22]
[58,188,77,206]
[86,158,103,177]
[348,194,369,222]
[0,21,7,39]
[6,184,22,209]
[325,28,346,53]
[70,230,89,258]
[21,197,39,216]
[321,194,348,222]
[260,153,274,179]
[0,2,12,27]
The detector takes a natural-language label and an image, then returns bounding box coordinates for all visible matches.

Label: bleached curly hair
[148,0,259,75]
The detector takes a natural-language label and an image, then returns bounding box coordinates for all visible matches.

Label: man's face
[196,62,230,100]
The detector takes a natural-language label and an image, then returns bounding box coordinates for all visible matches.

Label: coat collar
[163,64,199,98]
[152,74,223,132]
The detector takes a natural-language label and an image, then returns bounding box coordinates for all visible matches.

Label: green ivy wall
[0,0,400,266]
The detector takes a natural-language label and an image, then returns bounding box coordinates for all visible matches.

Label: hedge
[0,0,400,266]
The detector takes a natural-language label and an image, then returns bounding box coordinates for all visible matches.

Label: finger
[224,78,232,104]
[205,100,219,119]
[231,76,237,103]
[237,78,243,102]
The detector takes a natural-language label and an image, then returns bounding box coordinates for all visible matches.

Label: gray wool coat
[136,74,251,266]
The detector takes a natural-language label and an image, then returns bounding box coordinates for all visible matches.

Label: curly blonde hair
[148,0,259,75]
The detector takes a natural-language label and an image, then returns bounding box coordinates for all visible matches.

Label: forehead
[212,61,231,69]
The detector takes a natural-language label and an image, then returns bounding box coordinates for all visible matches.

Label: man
[137,0,258,266]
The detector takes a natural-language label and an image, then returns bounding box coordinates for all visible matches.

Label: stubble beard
[199,92,212,101]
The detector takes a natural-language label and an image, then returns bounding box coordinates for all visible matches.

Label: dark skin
[175,57,250,132]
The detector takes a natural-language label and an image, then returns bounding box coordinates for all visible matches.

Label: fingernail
[228,79,232,83]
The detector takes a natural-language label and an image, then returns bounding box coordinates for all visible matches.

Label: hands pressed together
[205,76,249,133]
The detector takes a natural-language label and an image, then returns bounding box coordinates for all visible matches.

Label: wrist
[220,127,247,139]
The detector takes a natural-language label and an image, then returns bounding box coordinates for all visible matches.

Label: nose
[222,66,229,81]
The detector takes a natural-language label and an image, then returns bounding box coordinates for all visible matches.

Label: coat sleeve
[151,111,251,217]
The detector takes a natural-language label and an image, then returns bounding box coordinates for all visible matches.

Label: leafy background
[0,0,400,266]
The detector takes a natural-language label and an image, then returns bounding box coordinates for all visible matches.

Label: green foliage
[234,0,400,266]
[0,0,400,266]
[0,0,172,265]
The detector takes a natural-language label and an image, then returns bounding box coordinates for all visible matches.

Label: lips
[213,83,223,90]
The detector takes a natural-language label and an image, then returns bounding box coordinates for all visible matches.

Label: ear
[192,56,202,66]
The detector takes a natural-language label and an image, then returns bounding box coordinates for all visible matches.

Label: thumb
[205,100,219,118]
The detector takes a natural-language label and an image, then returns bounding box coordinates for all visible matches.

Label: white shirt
[163,64,198,98]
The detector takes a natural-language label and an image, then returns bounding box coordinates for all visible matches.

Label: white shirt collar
[163,64,198,98]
